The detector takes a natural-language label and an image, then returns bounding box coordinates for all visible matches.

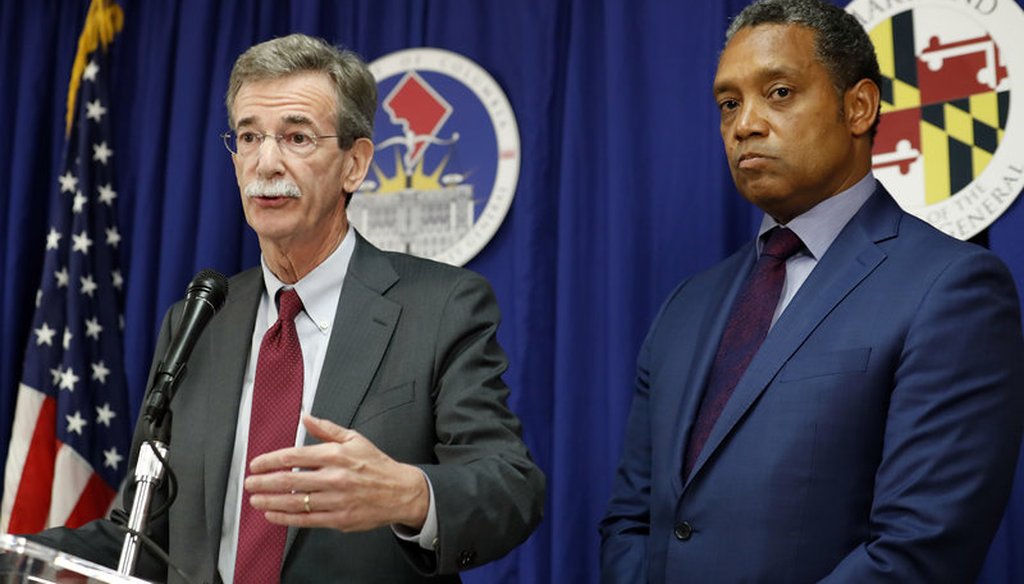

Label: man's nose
[733,100,768,140]
[255,137,286,178]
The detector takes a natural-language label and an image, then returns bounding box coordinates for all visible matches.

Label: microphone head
[186,269,229,312]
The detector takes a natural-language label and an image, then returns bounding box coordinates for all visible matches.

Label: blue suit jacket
[600,187,1024,583]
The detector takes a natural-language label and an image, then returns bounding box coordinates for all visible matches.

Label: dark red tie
[684,227,803,479]
[235,288,304,583]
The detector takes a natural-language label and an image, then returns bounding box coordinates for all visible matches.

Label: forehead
[713,24,823,91]
[232,71,338,128]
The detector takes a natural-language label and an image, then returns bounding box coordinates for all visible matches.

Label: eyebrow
[281,114,316,127]
[713,65,803,96]
[234,114,318,129]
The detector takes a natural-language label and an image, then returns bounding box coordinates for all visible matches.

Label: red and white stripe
[1,383,116,534]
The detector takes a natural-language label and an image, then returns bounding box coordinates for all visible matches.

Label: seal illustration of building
[354,49,520,266]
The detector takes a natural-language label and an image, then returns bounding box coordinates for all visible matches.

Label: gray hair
[726,0,881,138]
[226,34,376,149]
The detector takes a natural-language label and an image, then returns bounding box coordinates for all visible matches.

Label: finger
[263,510,323,527]
[262,509,360,530]
[262,507,387,532]
[249,440,346,474]
[251,487,399,532]
[248,490,311,514]
[248,446,304,474]
[302,414,357,444]
[249,485,301,508]
[253,493,374,531]
[245,467,319,494]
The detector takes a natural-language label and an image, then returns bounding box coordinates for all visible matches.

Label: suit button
[674,521,693,541]
[457,550,476,568]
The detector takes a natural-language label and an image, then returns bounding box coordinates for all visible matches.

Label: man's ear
[845,78,880,138]
[342,137,374,194]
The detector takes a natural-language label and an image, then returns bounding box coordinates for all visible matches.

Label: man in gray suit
[30,34,544,583]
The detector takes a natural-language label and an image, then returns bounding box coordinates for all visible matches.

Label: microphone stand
[113,269,227,578]
[116,411,172,576]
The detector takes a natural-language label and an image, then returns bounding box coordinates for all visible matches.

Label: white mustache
[244,179,301,198]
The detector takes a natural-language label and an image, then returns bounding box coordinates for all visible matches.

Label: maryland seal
[848,0,1024,240]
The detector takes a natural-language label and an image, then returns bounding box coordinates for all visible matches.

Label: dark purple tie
[235,288,304,583]
[683,227,804,479]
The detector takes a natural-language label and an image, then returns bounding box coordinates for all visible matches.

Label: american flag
[1,0,131,533]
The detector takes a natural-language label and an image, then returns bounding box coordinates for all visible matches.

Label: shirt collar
[757,172,877,260]
[259,227,355,333]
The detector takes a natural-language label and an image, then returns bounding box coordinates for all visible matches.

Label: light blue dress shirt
[757,172,877,326]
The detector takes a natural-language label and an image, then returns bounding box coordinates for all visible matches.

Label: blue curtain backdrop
[2,1,1024,582]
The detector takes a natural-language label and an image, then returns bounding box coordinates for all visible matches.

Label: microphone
[143,269,229,428]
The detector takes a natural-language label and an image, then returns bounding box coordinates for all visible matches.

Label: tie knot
[277,288,304,322]
[761,227,803,261]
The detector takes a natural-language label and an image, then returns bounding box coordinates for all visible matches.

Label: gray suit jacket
[32,232,545,583]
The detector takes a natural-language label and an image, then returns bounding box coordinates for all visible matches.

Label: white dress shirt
[217,229,437,582]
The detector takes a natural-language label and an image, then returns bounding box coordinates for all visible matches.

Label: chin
[738,184,783,205]
[249,217,298,241]
[739,189,795,219]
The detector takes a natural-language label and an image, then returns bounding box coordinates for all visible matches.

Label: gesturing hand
[244,414,429,532]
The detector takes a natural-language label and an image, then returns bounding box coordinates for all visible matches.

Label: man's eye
[773,87,792,98]
[288,132,312,145]
[239,132,259,144]
[720,99,739,112]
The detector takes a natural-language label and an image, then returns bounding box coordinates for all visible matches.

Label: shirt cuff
[391,470,438,552]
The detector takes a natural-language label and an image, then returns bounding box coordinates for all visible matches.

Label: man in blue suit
[600,0,1024,581]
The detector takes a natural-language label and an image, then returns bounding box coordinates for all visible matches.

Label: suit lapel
[201,268,262,559]
[306,233,400,429]
[284,232,401,554]
[683,188,901,489]
[668,247,756,499]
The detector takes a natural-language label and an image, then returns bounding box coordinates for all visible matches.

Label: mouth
[249,195,294,208]
[736,152,773,170]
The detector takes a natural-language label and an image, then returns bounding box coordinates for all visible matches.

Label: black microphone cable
[109,509,197,584]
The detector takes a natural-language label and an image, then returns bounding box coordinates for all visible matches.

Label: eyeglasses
[220,130,341,158]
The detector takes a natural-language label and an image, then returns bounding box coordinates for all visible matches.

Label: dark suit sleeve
[597,335,653,583]
[598,279,691,583]
[821,250,1024,583]
[406,272,545,574]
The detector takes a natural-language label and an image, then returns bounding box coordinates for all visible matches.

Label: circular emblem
[847,0,1024,240]
[353,48,520,266]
